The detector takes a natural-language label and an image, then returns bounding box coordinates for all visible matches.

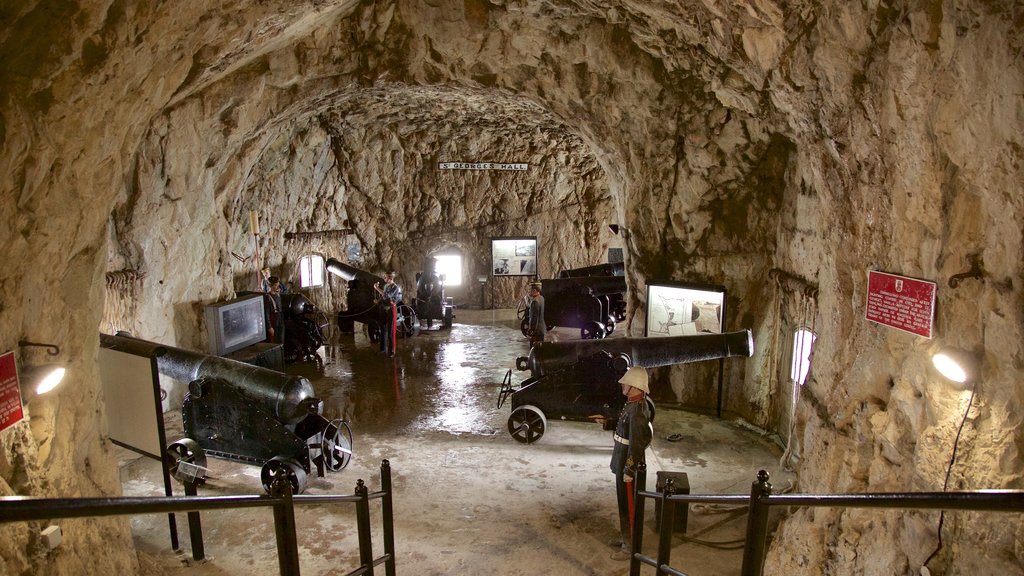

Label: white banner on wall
[439,162,528,171]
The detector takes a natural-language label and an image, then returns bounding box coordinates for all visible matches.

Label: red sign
[0,351,25,433]
[865,271,936,338]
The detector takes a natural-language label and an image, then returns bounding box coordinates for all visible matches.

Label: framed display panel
[98,342,181,550]
[645,279,729,418]
[645,280,726,337]
[491,237,538,277]
[204,293,267,356]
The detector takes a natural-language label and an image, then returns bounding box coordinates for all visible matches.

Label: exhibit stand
[98,336,180,551]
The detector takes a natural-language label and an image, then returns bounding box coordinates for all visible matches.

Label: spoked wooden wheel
[508,405,547,444]
[261,456,308,495]
[580,321,606,340]
[318,419,353,472]
[165,438,207,485]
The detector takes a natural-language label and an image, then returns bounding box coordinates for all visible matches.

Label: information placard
[865,270,936,338]
[491,237,538,277]
[645,280,726,337]
[0,351,25,433]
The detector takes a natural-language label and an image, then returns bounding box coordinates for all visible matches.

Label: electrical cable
[922,385,977,569]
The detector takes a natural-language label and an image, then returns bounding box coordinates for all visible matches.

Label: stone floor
[118,309,795,576]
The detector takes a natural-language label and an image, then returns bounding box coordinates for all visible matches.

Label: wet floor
[120,310,795,576]
[289,318,528,438]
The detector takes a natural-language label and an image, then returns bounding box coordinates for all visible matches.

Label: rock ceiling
[2,1,1022,575]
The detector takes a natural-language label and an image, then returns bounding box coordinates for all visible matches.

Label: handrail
[627,465,1024,576]
[0,459,397,576]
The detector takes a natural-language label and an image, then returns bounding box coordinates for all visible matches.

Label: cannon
[413,258,455,330]
[518,275,628,340]
[237,290,330,366]
[557,261,625,278]
[280,293,331,365]
[100,333,353,494]
[497,329,754,443]
[558,262,628,330]
[326,258,418,341]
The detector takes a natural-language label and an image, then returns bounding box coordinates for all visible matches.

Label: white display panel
[491,237,538,277]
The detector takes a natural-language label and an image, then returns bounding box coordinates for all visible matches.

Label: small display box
[205,293,267,356]
[654,471,690,533]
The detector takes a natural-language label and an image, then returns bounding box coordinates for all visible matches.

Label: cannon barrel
[558,262,625,278]
[100,333,321,425]
[544,275,626,297]
[326,258,382,284]
[517,329,754,376]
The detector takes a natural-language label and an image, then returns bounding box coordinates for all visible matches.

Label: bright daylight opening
[790,328,816,386]
[300,254,324,288]
[434,254,462,287]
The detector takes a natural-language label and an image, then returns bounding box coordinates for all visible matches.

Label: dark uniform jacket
[610,397,652,477]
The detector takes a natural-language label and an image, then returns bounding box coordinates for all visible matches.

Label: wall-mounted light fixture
[931,346,978,386]
[18,340,66,396]
[923,344,981,571]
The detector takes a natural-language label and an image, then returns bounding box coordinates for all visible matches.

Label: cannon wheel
[165,438,207,485]
[397,303,419,338]
[497,369,514,409]
[508,405,547,444]
[516,297,529,321]
[520,317,530,337]
[261,456,308,495]
[320,419,353,472]
[604,315,616,337]
[580,321,606,340]
[646,397,657,424]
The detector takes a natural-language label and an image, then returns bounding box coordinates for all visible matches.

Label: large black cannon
[326,258,418,341]
[100,333,352,494]
[239,290,330,366]
[497,329,754,443]
[280,293,330,365]
[557,261,625,278]
[519,275,628,340]
[413,258,454,330]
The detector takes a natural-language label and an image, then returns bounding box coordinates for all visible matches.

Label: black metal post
[270,472,301,576]
[183,482,205,562]
[355,479,374,576]
[629,463,647,576]
[656,476,677,575]
[740,470,772,576]
[381,460,396,576]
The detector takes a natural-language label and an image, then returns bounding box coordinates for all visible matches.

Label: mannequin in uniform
[595,366,652,561]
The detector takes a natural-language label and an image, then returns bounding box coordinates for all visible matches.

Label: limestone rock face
[1,1,1021,575]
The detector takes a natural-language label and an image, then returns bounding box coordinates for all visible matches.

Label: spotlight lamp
[931,346,978,385]
[17,340,66,396]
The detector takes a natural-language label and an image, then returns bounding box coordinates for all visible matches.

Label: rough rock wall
[762,2,1024,574]
[1,1,1022,575]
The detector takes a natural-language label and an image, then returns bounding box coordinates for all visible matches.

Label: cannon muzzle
[516,329,754,376]
[326,258,378,282]
[101,333,322,425]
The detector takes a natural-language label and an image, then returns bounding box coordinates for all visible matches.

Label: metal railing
[0,460,397,576]
[627,465,1024,576]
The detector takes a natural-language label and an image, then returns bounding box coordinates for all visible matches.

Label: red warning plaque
[0,351,25,433]
[865,270,936,338]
